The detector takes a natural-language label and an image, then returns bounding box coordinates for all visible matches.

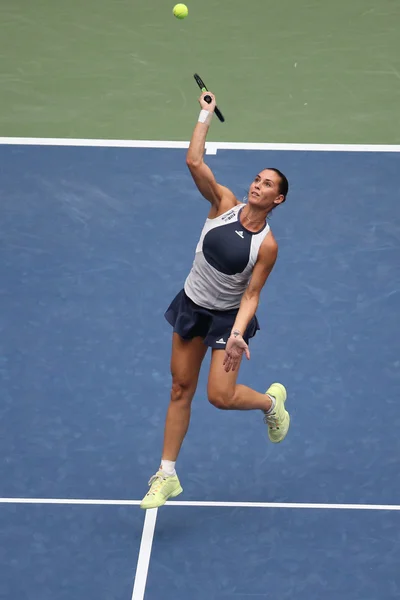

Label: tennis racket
[194,73,225,123]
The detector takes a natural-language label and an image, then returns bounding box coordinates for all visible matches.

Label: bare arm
[232,234,278,335]
[186,92,236,210]
[222,234,278,372]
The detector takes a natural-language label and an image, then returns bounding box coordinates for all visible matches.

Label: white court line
[131,508,158,600]
[1,137,400,152]
[1,498,400,510]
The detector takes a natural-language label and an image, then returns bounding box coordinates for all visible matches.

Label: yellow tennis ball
[173,3,188,19]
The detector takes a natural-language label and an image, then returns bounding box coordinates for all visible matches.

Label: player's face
[248,170,284,208]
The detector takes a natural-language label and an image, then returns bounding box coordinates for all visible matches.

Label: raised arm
[186,92,236,212]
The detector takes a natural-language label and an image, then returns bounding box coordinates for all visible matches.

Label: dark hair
[267,168,289,201]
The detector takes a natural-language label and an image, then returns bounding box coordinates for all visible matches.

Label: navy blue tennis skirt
[164,288,260,349]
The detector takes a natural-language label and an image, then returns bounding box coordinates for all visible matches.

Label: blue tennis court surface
[0,503,142,600]
[1,142,399,598]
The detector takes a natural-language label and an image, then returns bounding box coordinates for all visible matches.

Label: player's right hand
[223,333,250,372]
[199,91,216,112]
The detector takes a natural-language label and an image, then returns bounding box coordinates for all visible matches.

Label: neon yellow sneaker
[264,383,290,443]
[140,470,183,509]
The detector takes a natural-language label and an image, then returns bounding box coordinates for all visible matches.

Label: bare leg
[162,333,208,460]
[207,349,273,411]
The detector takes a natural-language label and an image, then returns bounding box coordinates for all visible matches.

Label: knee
[207,386,236,410]
[170,377,196,403]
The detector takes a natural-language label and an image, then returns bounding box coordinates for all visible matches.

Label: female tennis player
[140,91,290,509]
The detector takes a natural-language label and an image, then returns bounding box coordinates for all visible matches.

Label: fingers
[222,335,250,372]
[223,351,232,372]
[225,355,240,372]
[223,347,250,372]
[199,91,216,110]
[199,91,215,102]
[224,356,236,372]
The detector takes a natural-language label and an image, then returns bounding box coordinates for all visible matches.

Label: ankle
[160,459,176,476]
[264,394,276,414]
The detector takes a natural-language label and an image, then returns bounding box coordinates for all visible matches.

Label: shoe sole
[266,383,289,444]
[140,485,183,510]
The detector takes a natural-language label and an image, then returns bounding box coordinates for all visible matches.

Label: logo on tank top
[235,230,244,238]
[221,209,236,222]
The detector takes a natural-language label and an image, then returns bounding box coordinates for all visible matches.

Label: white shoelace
[263,410,280,430]
[147,473,167,494]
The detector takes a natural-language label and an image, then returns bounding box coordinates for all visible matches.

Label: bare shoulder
[245,227,278,295]
[258,228,278,265]
[207,185,242,218]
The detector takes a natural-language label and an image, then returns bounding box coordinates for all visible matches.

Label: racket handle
[203,93,225,122]
[201,82,225,123]
[194,73,225,123]
[214,106,225,122]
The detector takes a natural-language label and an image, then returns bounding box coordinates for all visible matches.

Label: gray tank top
[184,204,271,310]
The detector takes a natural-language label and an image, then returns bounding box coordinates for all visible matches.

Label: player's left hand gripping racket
[194,73,225,123]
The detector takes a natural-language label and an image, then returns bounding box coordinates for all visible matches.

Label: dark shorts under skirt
[164,288,260,349]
